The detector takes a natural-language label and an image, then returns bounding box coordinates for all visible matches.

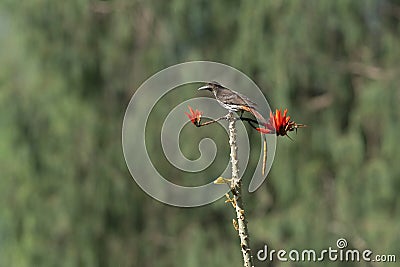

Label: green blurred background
[1,1,399,266]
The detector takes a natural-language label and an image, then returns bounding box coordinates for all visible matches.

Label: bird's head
[198,81,223,92]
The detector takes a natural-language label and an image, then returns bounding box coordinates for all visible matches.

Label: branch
[195,114,229,127]
[196,114,258,128]
[227,112,254,267]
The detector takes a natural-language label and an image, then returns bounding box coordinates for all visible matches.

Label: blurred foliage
[1,0,400,266]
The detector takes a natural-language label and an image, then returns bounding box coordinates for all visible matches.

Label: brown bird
[198,81,268,175]
[198,81,267,125]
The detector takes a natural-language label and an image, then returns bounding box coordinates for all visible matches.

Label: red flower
[185,105,203,126]
[256,108,305,136]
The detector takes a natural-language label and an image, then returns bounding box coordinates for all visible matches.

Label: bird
[198,81,267,125]
[198,81,269,175]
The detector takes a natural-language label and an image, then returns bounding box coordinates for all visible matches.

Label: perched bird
[198,81,268,175]
[198,81,267,125]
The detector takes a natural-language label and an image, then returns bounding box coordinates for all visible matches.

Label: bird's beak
[198,84,211,91]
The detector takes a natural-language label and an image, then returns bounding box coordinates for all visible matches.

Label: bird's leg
[239,116,260,130]
[246,120,259,130]
[239,110,244,119]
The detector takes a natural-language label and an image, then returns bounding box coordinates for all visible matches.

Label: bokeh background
[1,1,399,266]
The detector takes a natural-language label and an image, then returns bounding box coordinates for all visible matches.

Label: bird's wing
[219,88,258,108]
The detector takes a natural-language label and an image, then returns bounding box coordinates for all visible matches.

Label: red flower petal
[257,108,304,136]
[185,105,202,126]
